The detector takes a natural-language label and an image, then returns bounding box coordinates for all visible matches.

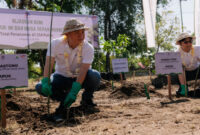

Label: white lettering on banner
[0,75,11,78]
[112,58,129,73]
[0,8,99,49]
[155,52,183,75]
[0,54,28,88]
[0,32,9,36]
[12,18,43,26]
[0,64,18,67]
[0,25,6,30]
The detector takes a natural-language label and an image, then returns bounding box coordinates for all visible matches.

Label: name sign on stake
[155,52,183,75]
[0,54,28,89]
[112,58,129,73]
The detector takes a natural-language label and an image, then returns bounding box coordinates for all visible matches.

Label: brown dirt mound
[6,93,52,133]
[109,81,146,99]
[5,93,100,134]
[97,79,112,90]
[2,76,200,135]
[3,79,153,134]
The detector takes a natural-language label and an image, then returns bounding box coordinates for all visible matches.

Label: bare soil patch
[1,76,200,135]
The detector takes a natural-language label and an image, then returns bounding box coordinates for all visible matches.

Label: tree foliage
[131,10,180,71]
[156,11,180,52]
[80,0,170,71]
[102,34,130,57]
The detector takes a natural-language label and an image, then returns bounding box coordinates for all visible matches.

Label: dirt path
[2,76,200,135]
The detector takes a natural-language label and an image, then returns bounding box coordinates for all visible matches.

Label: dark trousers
[185,67,200,81]
[36,69,101,104]
[177,67,200,89]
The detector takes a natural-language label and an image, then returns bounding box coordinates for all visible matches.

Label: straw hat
[176,33,195,45]
[61,18,89,35]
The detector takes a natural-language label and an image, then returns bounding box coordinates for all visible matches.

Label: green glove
[180,84,188,96]
[41,77,52,96]
[64,82,82,108]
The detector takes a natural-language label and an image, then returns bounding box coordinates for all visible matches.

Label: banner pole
[25,11,30,50]
[1,89,6,128]
[179,0,184,32]
[47,2,54,115]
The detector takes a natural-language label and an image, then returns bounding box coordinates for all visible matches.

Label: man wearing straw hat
[176,32,200,96]
[35,18,101,122]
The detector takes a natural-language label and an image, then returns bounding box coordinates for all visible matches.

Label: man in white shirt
[176,33,200,96]
[35,18,101,122]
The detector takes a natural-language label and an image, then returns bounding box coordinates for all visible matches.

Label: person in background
[176,33,200,96]
[35,18,101,122]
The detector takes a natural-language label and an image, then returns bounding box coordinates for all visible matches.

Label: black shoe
[52,114,65,123]
[176,86,182,97]
[80,100,97,107]
[52,105,67,123]
[176,91,181,98]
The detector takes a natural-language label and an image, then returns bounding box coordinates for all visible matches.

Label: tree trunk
[106,52,110,72]
[104,0,111,72]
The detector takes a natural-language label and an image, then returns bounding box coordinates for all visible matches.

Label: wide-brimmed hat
[176,33,195,45]
[61,18,89,35]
